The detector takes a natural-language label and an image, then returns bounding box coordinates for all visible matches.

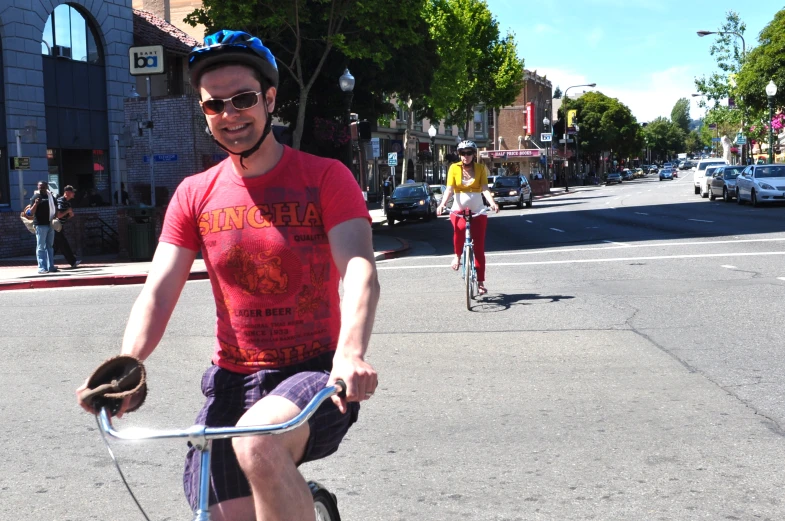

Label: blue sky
[485,0,781,123]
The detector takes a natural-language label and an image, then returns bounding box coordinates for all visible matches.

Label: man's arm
[327,218,380,412]
[120,242,198,360]
[77,242,197,414]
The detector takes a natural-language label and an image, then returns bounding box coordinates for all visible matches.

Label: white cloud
[586,28,604,48]
[534,23,556,34]
[534,66,703,123]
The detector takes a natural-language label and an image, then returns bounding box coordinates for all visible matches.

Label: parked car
[735,164,785,206]
[698,166,722,197]
[606,172,622,185]
[491,176,533,209]
[693,158,728,194]
[633,168,645,178]
[387,182,438,225]
[621,169,634,181]
[648,165,659,174]
[429,184,453,209]
[708,165,745,202]
[659,169,674,180]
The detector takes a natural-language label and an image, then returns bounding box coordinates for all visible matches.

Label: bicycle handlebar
[97,380,347,446]
[444,208,489,218]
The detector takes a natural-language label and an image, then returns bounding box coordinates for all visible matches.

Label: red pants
[450,213,488,282]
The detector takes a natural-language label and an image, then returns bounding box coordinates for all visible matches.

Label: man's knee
[232,396,310,477]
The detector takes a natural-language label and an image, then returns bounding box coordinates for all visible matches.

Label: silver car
[708,165,745,202]
[735,164,785,206]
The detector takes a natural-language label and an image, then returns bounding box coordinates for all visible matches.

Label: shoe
[48,269,59,273]
[71,260,82,268]
[477,285,488,296]
[37,269,47,274]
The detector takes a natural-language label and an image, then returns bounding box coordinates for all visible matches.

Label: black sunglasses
[200,91,263,115]
[459,150,475,156]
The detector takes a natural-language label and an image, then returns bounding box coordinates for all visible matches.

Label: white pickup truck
[693,158,728,196]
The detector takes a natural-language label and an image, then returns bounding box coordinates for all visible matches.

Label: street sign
[144,154,178,163]
[736,137,747,145]
[371,138,380,158]
[711,137,721,142]
[541,133,552,142]
[129,45,165,75]
[10,156,30,170]
[708,123,717,130]
[387,152,398,166]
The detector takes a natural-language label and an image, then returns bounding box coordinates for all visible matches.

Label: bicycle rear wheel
[464,247,474,310]
[311,482,341,521]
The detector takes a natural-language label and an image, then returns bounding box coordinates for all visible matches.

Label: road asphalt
[0,186,581,291]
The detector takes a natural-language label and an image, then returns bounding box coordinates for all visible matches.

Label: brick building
[481,70,553,180]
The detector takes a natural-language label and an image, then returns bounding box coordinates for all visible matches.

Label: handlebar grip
[334,379,347,399]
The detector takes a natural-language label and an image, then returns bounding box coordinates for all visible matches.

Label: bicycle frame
[448,209,486,309]
[97,382,345,521]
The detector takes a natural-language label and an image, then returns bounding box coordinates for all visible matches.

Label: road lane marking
[525,220,533,223]
[721,265,737,269]
[603,240,631,247]
[378,251,785,270]
[422,237,785,259]
[550,228,565,233]
[689,218,714,223]
[635,212,649,215]
[778,277,785,281]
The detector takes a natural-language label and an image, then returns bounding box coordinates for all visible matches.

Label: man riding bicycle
[77,30,380,521]
[436,140,498,295]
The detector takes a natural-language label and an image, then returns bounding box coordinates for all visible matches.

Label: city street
[4,171,785,520]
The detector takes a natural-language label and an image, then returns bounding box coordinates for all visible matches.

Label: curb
[0,270,209,292]
[373,237,410,261]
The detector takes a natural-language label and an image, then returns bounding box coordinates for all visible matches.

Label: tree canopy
[422,0,524,137]
[643,117,685,159]
[185,0,430,150]
[670,98,691,133]
[735,8,785,112]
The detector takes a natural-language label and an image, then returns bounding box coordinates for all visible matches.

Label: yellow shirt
[446,162,489,193]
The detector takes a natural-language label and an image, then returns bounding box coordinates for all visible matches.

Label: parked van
[693,158,727,195]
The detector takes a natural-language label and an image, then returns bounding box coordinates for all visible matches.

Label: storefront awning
[480,149,541,159]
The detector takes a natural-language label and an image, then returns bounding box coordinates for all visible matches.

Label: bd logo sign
[129,45,165,76]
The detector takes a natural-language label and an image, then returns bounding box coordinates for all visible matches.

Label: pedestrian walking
[54,185,81,268]
[28,181,57,274]
[382,174,393,214]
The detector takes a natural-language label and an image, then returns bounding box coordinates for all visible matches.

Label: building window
[49,148,111,207]
[487,108,494,127]
[42,4,102,64]
[414,112,423,131]
[474,108,485,138]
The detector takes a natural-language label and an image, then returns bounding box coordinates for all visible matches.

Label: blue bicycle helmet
[188,30,280,169]
[188,30,278,89]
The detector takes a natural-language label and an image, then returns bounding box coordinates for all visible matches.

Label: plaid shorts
[182,353,359,510]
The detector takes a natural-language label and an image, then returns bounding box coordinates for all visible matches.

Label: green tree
[557,91,640,166]
[694,10,748,109]
[185,0,428,149]
[423,0,524,137]
[735,8,785,112]
[671,98,691,133]
[643,117,685,159]
[684,130,703,155]
[553,86,562,99]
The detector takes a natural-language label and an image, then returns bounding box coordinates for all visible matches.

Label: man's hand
[328,353,378,414]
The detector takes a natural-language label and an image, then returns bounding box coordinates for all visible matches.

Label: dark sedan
[387,182,438,226]
[659,168,674,180]
[606,172,622,185]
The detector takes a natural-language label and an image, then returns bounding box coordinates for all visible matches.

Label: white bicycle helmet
[457,140,477,152]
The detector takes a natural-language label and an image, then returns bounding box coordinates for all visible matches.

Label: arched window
[42,4,102,64]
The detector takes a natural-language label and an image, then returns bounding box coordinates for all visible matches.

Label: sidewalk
[0,209,409,291]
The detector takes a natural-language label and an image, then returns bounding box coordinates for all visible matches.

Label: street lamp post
[562,83,596,191]
[767,80,778,164]
[543,116,550,182]
[339,68,355,174]
[428,124,437,184]
[698,30,747,163]
[574,122,580,178]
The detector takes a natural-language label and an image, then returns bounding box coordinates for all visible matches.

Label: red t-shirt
[160,146,370,374]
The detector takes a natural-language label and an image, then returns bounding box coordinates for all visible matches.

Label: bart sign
[129,45,165,75]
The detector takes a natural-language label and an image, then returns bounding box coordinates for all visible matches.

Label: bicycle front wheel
[464,247,474,310]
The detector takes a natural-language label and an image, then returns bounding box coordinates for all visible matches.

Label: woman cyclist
[436,140,498,295]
